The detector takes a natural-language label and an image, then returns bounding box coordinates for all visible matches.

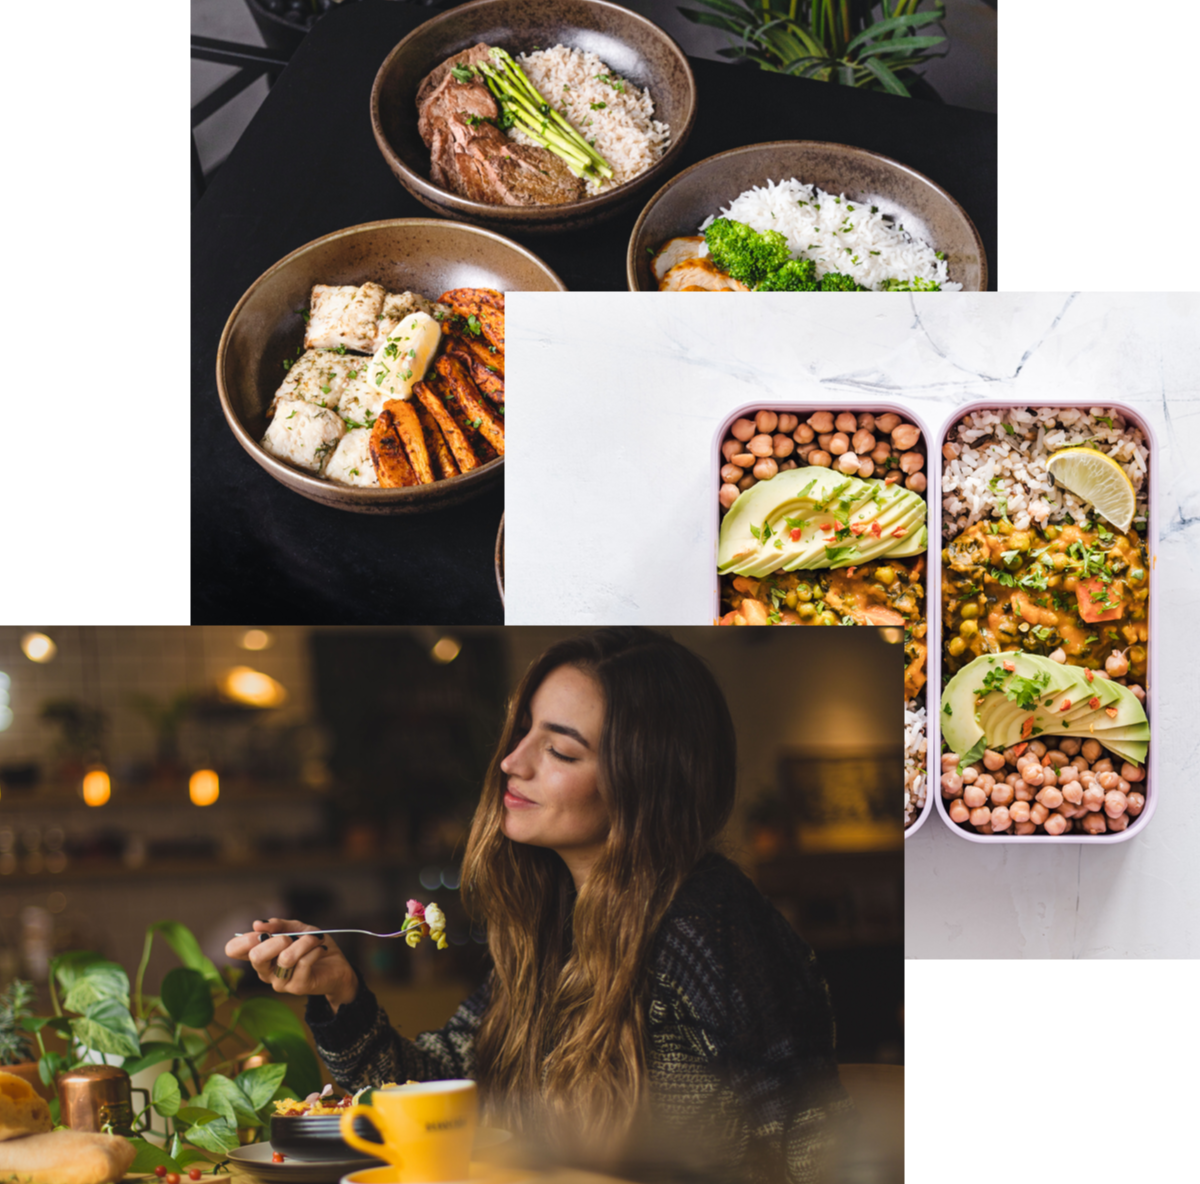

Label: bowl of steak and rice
[371,0,696,234]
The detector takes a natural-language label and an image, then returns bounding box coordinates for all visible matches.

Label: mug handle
[340,1104,401,1166]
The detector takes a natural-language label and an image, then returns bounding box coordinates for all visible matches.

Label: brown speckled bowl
[371,0,696,234]
[495,512,504,607]
[217,218,563,513]
[626,141,986,291]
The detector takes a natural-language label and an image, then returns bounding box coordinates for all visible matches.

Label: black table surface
[192,0,997,624]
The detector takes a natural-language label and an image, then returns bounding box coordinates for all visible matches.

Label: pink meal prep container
[709,399,939,839]
[931,399,1158,845]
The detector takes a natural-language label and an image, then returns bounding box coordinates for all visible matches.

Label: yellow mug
[340,1080,478,1182]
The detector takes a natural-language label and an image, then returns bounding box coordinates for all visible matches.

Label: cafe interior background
[0,625,902,1167]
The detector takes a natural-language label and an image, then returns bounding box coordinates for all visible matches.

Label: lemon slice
[1046,447,1136,531]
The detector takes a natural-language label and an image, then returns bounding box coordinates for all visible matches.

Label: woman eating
[225,628,848,1182]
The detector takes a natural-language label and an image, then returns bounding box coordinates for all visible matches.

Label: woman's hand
[224,919,358,1011]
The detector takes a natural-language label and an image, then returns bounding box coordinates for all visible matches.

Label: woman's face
[499,664,609,879]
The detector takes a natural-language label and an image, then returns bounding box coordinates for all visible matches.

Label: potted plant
[0,979,48,1099]
[679,0,947,98]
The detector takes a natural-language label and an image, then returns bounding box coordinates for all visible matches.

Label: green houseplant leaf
[235,1063,288,1112]
[152,1071,183,1118]
[161,968,214,1030]
[263,1032,322,1099]
[148,921,223,990]
[62,961,130,1012]
[237,995,308,1040]
[126,1138,183,1175]
[196,1074,261,1128]
[70,999,141,1058]
[121,1041,188,1078]
[183,1115,240,1156]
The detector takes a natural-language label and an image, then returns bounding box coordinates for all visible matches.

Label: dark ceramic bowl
[218,218,563,514]
[269,1113,385,1163]
[626,140,987,292]
[371,0,697,234]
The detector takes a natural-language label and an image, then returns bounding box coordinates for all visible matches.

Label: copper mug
[58,1065,147,1135]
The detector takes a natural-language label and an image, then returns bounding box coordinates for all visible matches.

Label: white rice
[941,407,1150,538]
[904,699,927,828]
[512,46,670,195]
[699,177,958,291]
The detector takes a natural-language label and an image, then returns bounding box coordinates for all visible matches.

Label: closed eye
[548,747,579,763]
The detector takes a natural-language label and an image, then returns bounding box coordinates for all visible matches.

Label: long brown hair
[461,628,737,1156]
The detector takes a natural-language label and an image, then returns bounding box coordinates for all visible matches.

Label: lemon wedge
[1045,448,1136,531]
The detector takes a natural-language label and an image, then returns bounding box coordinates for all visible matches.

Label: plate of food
[218,218,561,512]
[709,402,935,837]
[370,0,696,233]
[626,141,986,292]
[934,402,1155,842]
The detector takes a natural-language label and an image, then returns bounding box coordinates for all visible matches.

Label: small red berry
[189,1170,203,1181]
[166,1174,181,1184]
[154,1170,167,1180]
[272,1152,286,1163]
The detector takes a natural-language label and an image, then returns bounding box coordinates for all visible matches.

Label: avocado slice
[1098,738,1147,767]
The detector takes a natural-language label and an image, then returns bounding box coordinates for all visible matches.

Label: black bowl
[269,1113,386,1163]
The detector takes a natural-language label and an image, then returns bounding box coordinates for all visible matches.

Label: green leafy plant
[0,980,36,1065]
[22,921,322,1176]
[679,0,947,97]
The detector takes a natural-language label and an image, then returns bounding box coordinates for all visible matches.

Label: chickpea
[961,766,979,784]
[1058,737,1081,757]
[730,418,756,442]
[815,435,833,453]
[1116,778,1130,794]
[828,432,850,456]
[905,473,928,494]
[1022,765,1045,788]
[777,414,799,434]
[719,484,741,510]
[852,429,876,454]
[1014,820,1038,836]
[948,800,970,824]
[1043,750,1069,769]
[808,450,832,468]
[1131,684,1147,702]
[942,442,960,460]
[991,806,1012,832]
[870,443,892,465]
[779,459,798,472]
[832,411,855,434]
[1081,739,1102,763]
[1043,814,1068,836]
[875,566,895,587]
[773,434,795,459]
[1061,782,1083,806]
[748,434,774,458]
[1009,800,1031,824]
[856,458,875,479]
[975,774,996,793]
[1048,647,1067,664]
[1041,768,1058,788]
[721,438,742,462]
[1121,762,1145,783]
[1105,649,1129,678]
[721,464,743,484]
[1103,790,1128,819]
[1091,758,1114,776]
[796,442,817,460]
[941,771,964,797]
[1002,745,1027,766]
[982,750,1006,772]
[1036,785,1063,810]
[737,474,758,492]
[959,619,978,638]
[941,753,961,772]
[1030,803,1050,826]
[793,423,815,444]
[755,410,779,434]
[1029,740,1047,758]
[1126,792,1145,817]
[968,806,992,829]
[835,452,861,475]
[899,451,925,474]
[947,636,966,657]
[1080,811,1107,835]
[1097,772,1120,791]
[857,413,876,431]
[1057,766,1080,785]
[807,411,834,433]
[1071,756,1090,773]
[962,784,986,809]
[875,412,901,434]
[1107,812,1130,833]
[731,452,755,468]
[752,458,779,481]
[990,781,1014,807]
[891,423,921,450]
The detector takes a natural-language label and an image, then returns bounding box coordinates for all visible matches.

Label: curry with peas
[941,518,1148,680]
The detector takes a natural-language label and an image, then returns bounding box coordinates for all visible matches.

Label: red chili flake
[1020,717,1034,739]
[1085,669,1094,682]
[870,522,882,538]
[892,527,906,537]
[1088,696,1100,709]
[821,523,835,533]
[790,528,803,542]
[1059,699,1072,712]
[1011,742,1028,758]
[846,567,857,577]
[1002,661,1015,672]
[1105,706,1119,718]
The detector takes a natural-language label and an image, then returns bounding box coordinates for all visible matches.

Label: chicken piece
[433,354,504,456]
[414,379,480,474]
[417,404,460,480]
[658,258,749,292]
[651,235,706,282]
[261,400,345,475]
[324,428,379,487]
[378,291,451,338]
[445,339,504,406]
[270,350,364,416]
[305,283,388,353]
[437,288,504,351]
[370,400,434,487]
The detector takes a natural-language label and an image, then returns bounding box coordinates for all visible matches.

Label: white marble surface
[507,291,1200,957]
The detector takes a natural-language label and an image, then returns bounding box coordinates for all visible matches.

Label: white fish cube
[378,291,450,338]
[305,282,387,353]
[337,370,385,429]
[270,350,366,416]
[261,399,345,474]
[325,428,379,487]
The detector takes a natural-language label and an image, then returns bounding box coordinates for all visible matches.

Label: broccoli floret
[878,276,942,292]
[755,258,819,292]
[703,218,792,286]
[819,272,865,292]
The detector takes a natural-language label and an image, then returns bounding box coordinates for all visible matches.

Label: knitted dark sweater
[305,854,849,1183]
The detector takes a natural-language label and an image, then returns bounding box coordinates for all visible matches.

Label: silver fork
[235,926,418,940]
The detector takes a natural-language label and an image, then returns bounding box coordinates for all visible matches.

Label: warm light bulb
[241,629,273,651]
[21,633,56,663]
[189,769,220,807]
[221,666,287,708]
[878,627,904,645]
[431,636,461,664]
[82,769,111,807]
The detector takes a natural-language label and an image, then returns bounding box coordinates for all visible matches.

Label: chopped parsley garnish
[451,63,476,83]
[943,702,952,716]
[466,315,483,336]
